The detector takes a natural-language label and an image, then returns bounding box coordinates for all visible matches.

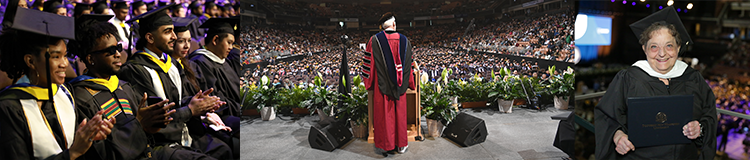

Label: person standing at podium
[362,12,415,157]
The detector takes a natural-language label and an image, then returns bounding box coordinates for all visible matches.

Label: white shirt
[110,17,130,49]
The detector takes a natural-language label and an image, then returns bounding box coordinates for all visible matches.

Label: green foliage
[545,66,575,97]
[339,75,369,125]
[453,74,491,103]
[243,75,279,110]
[420,81,458,124]
[301,73,338,116]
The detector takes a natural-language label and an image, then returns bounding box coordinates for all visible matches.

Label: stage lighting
[687,3,693,9]
[640,0,645,2]
[646,4,650,8]
[623,0,626,4]
[659,6,663,9]
[667,0,673,6]
[632,2,636,5]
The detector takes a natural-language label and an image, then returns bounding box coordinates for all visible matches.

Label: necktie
[120,22,129,38]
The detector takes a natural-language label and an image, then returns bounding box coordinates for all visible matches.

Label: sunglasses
[90,43,123,56]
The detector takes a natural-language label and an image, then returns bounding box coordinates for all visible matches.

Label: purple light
[659,6,663,9]
[684,9,688,13]
[611,0,615,2]
[646,4,650,8]
[632,2,636,5]
[677,8,681,12]
[623,0,627,4]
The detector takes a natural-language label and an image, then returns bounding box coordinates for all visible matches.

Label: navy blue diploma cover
[626,95,693,147]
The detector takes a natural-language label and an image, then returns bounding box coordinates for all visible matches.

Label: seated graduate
[118,4,231,160]
[188,17,242,139]
[68,14,192,160]
[594,7,717,160]
[0,8,114,160]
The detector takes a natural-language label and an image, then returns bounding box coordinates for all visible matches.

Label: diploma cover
[627,95,693,147]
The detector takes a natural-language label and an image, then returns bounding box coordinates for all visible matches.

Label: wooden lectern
[367,74,422,143]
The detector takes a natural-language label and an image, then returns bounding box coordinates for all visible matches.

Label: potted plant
[301,73,337,119]
[546,66,575,110]
[252,75,278,121]
[456,74,490,108]
[241,84,261,116]
[338,75,369,138]
[279,84,312,115]
[420,81,458,137]
[488,68,517,113]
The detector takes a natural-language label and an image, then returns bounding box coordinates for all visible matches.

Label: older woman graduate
[594,6,717,160]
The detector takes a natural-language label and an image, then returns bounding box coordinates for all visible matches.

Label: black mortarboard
[43,0,65,13]
[75,14,113,28]
[132,0,145,9]
[92,0,108,14]
[189,0,201,9]
[199,17,238,35]
[127,4,173,36]
[629,6,692,54]
[170,3,183,11]
[171,17,196,33]
[12,7,75,40]
[378,12,396,27]
[73,2,93,17]
[111,0,128,9]
[158,0,167,7]
[145,0,155,10]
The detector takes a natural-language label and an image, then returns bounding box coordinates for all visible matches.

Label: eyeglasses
[646,43,677,53]
[90,43,123,56]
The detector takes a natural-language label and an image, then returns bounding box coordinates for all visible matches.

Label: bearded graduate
[362,12,416,157]
[0,8,114,159]
[117,5,231,160]
[594,7,717,160]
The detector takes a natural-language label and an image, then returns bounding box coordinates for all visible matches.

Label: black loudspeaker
[308,118,352,151]
[442,112,487,147]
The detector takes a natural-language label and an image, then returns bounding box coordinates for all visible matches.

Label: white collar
[196,49,225,64]
[385,28,396,31]
[144,48,162,59]
[632,60,688,79]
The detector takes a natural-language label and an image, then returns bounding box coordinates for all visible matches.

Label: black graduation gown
[117,51,194,146]
[188,49,241,118]
[0,83,76,160]
[69,75,151,160]
[594,66,717,160]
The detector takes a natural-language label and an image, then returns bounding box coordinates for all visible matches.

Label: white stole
[21,86,76,159]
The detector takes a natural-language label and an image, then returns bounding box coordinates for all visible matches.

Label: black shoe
[374,147,388,157]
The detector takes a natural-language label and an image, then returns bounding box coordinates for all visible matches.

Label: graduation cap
[11,7,75,102]
[12,7,75,40]
[145,0,155,10]
[378,12,396,28]
[188,0,201,9]
[158,0,168,7]
[43,0,65,13]
[171,17,196,33]
[71,14,114,56]
[111,0,128,10]
[199,17,238,36]
[132,0,146,9]
[92,0,108,14]
[629,6,692,54]
[73,2,93,17]
[127,4,174,36]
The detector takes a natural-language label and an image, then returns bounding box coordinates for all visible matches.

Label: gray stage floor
[240,107,569,160]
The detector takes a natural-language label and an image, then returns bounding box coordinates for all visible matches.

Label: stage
[240,107,569,160]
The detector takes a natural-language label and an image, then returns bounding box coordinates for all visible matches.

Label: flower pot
[426,118,444,137]
[497,99,514,113]
[461,101,487,108]
[554,96,570,110]
[292,107,310,115]
[260,107,276,121]
[350,121,368,138]
[242,109,260,116]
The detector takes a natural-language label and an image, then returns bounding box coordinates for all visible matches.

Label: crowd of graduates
[0,0,242,159]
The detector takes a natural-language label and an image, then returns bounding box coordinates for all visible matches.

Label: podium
[366,88,422,143]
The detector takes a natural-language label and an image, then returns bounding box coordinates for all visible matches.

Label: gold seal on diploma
[656,112,667,123]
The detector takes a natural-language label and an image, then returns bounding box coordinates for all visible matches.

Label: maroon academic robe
[363,30,415,151]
